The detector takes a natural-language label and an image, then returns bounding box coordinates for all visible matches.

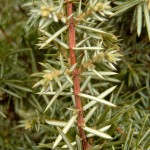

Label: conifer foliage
[0,0,150,150]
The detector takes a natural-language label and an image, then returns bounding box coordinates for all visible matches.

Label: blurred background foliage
[0,0,150,150]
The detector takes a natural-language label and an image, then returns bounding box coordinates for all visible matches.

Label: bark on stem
[66,1,89,149]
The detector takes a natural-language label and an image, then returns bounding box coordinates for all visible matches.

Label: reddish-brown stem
[66,1,89,149]
[0,25,13,44]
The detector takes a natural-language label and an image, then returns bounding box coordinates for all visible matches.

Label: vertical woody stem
[66,1,89,149]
